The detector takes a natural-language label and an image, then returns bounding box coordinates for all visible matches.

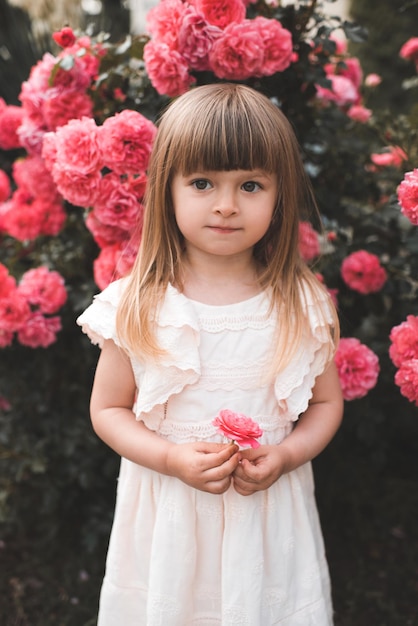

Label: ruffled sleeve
[133,285,201,428]
[274,283,335,421]
[77,281,202,432]
[76,278,126,348]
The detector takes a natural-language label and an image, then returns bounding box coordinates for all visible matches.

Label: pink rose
[38,198,67,237]
[52,27,76,48]
[144,40,195,97]
[146,0,188,49]
[98,110,157,175]
[19,267,67,314]
[2,190,48,241]
[85,210,129,248]
[51,167,102,208]
[315,74,358,107]
[19,53,55,100]
[94,173,141,232]
[364,73,381,87]
[93,244,123,290]
[397,169,418,225]
[335,337,380,401]
[195,0,246,29]
[0,263,17,299]
[0,103,24,150]
[178,8,222,71]
[48,117,102,175]
[17,312,61,348]
[347,105,372,123]
[250,17,293,76]
[213,409,263,449]
[299,221,320,261]
[42,91,93,131]
[389,315,418,368]
[394,360,418,406]
[12,156,58,200]
[209,21,264,80]
[370,146,407,168]
[339,57,363,91]
[399,38,418,62]
[18,118,48,156]
[341,250,387,294]
[0,289,31,332]
[126,172,148,202]
[0,329,14,348]
[0,170,11,203]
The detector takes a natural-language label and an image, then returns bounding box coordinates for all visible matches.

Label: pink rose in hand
[213,409,263,449]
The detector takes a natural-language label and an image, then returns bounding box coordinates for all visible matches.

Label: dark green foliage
[0,0,49,104]
[350,0,418,114]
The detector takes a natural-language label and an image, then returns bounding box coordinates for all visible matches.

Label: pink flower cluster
[17,34,104,156]
[0,29,107,242]
[143,0,295,97]
[389,315,418,405]
[397,169,418,226]
[0,156,65,241]
[314,37,371,122]
[0,98,24,150]
[0,264,67,348]
[341,250,387,294]
[42,111,157,289]
[335,337,380,400]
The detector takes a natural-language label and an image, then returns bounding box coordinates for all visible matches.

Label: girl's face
[171,169,277,264]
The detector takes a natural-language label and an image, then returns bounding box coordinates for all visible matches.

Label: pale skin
[89,168,344,496]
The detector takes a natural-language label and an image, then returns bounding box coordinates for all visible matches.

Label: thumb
[240,457,260,477]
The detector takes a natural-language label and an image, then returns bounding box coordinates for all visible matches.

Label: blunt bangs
[158,84,288,177]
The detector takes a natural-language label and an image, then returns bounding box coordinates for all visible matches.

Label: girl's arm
[90,339,239,494]
[232,361,344,496]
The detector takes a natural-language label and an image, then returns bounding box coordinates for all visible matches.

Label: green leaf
[342,20,368,43]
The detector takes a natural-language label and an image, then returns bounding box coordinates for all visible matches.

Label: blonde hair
[116,83,339,371]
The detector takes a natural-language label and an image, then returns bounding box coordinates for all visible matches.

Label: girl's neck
[179,252,262,305]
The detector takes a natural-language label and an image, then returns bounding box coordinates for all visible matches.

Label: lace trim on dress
[197,314,271,333]
[155,415,291,444]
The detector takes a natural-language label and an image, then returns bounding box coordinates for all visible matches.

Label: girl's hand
[232,445,288,496]
[166,442,240,494]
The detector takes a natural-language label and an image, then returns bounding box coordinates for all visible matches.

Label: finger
[203,444,239,468]
[204,476,232,495]
[233,477,257,496]
[197,442,238,454]
[203,454,240,482]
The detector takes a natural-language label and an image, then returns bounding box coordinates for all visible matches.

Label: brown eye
[242,181,261,193]
[192,179,210,190]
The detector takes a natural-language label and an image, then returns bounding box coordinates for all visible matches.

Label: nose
[213,188,238,217]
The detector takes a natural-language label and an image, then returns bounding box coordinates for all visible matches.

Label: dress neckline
[168,283,268,311]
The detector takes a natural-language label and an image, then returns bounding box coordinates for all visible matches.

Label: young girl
[77,83,343,625]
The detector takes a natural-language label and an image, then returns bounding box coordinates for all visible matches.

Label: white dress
[77,279,334,626]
